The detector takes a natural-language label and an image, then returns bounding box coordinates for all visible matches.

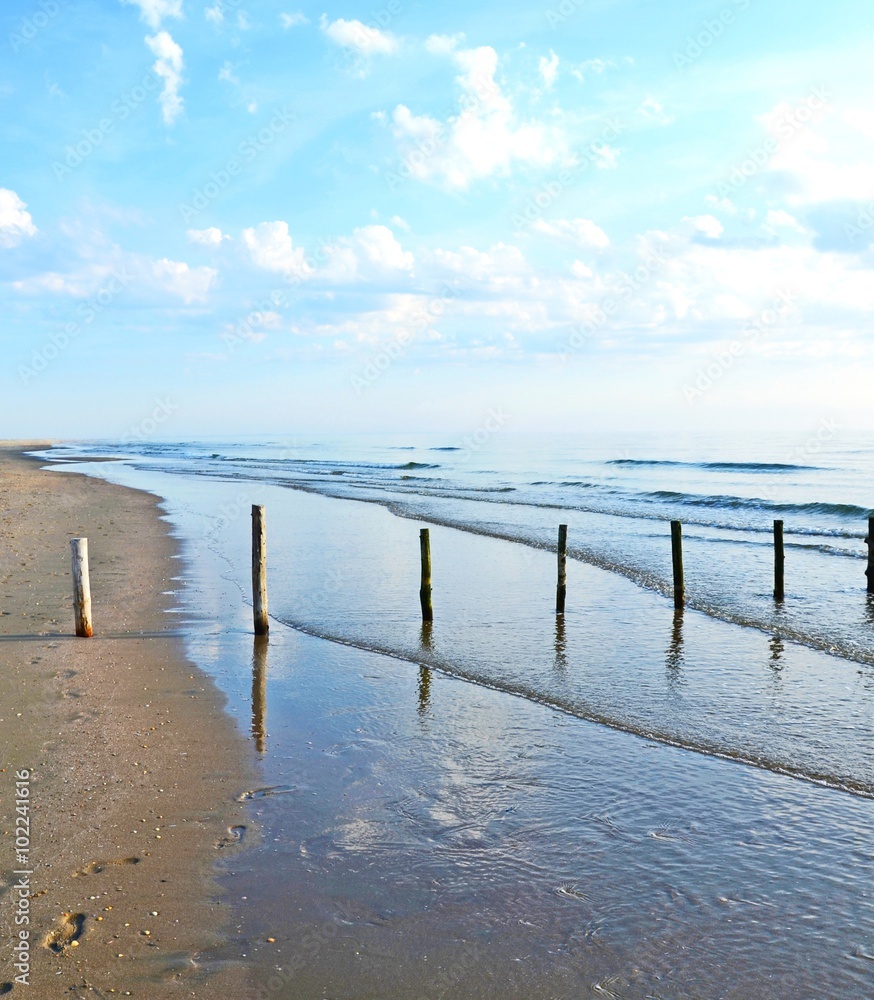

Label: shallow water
[39,438,874,996]
[194,627,874,999]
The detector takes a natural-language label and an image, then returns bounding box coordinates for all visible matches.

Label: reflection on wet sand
[769,633,784,668]
[252,634,268,753]
[417,665,432,716]
[665,608,684,672]
[553,615,567,671]
[420,620,433,652]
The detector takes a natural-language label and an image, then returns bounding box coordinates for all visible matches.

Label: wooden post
[773,519,785,601]
[670,520,684,609]
[252,505,268,635]
[419,528,433,622]
[865,517,874,594]
[556,524,568,615]
[70,538,93,638]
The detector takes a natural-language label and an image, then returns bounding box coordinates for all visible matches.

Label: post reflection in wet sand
[252,634,268,753]
[666,607,684,673]
[769,633,785,668]
[554,614,568,671]
[420,620,433,652]
[417,665,432,716]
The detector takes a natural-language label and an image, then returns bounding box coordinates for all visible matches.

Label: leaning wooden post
[70,538,93,638]
[556,524,568,615]
[419,528,433,622]
[773,519,785,601]
[670,520,684,609]
[867,516,874,594]
[252,505,268,635]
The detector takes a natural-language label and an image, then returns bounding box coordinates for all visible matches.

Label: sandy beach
[0,446,254,996]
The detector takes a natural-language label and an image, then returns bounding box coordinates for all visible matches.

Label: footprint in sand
[215,825,247,850]
[73,857,140,878]
[235,785,297,802]
[44,912,86,953]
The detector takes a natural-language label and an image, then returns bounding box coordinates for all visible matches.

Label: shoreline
[0,445,255,996]
[13,442,874,998]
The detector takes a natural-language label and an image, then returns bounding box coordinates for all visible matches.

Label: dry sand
[0,446,256,997]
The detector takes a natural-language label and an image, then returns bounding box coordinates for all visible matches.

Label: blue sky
[2,0,872,439]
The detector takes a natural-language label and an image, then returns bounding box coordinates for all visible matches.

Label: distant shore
[0,445,254,996]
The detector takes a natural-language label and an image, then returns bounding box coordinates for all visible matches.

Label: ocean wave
[643,491,871,519]
[609,459,820,472]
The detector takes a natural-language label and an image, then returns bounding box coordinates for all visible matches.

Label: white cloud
[242,221,311,277]
[280,11,309,28]
[390,215,410,232]
[152,258,217,303]
[145,31,184,125]
[321,225,414,282]
[688,214,724,239]
[121,0,181,29]
[0,188,36,247]
[425,33,464,56]
[765,209,805,233]
[539,50,559,89]
[319,15,398,55]
[639,97,673,126]
[388,44,565,190]
[187,227,229,246]
[218,61,238,84]
[571,57,615,84]
[431,242,529,289]
[205,3,223,23]
[532,218,610,248]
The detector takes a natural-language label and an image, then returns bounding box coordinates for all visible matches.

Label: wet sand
[0,446,255,996]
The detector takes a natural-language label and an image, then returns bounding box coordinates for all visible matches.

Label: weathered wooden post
[773,519,785,601]
[70,538,93,638]
[419,528,433,622]
[670,520,684,609]
[556,524,568,615]
[252,505,268,635]
[867,516,874,594]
